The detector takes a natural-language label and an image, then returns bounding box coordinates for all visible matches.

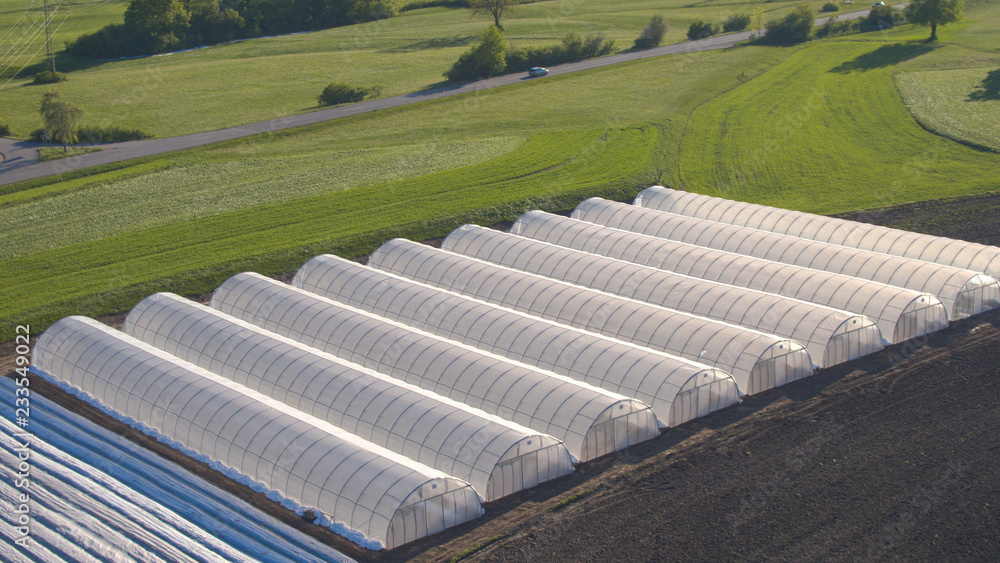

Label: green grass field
[892,0,1000,153]
[2,2,1000,341]
[1,0,824,138]
[677,39,1000,214]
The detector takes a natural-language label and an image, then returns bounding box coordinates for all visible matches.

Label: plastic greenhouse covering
[374,237,814,396]
[492,218,883,367]
[573,198,1000,321]
[210,272,658,462]
[505,213,948,344]
[124,293,573,501]
[31,316,482,549]
[293,254,741,427]
[636,186,1000,281]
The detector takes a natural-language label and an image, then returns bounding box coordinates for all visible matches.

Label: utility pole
[44,0,56,72]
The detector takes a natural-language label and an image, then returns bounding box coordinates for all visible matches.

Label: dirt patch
[426,310,1000,562]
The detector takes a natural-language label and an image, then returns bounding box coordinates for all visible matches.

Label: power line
[0,10,68,90]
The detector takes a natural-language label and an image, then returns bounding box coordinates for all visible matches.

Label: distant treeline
[67,0,400,58]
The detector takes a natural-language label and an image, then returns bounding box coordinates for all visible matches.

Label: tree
[722,13,751,33]
[123,0,191,54]
[470,0,520,31]
[446,25,508,82]
[39,92,84,150]
[687,21,720,41]
[765,3,814,44]
[634,15,669,49]
[905,0,964,41]
[750,6,766,38]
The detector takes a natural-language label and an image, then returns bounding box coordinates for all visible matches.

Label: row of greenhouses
[32,188,1000,551]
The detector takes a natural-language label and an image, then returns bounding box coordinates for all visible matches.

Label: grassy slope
[3,4,1000,340]
[676,22,1000,214]
[1,0,821,138]
[893,0,1000,152]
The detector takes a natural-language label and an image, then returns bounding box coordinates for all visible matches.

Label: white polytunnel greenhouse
[372,237,814,396]
[210,272,658,462]
[293,254,741,427]
[123,293,574,502]
[504,213,949,344]
[573,198,1000,320]
[636,186,1000,280]
[490,219,884,368]
[31,316,483,550]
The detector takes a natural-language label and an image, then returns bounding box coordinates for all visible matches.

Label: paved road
[0,8,873,187]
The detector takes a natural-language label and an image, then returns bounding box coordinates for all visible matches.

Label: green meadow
[2,0,826,138]
[1,1,1000,340]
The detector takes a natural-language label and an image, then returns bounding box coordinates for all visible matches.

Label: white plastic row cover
[31,316,482,550]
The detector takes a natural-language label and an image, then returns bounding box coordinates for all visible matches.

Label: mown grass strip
[550,488,595,512]
[678,40,1000,215]
[0,126,659,340]
[449,533,510,563]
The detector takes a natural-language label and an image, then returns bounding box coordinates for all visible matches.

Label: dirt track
[3,191,999,562]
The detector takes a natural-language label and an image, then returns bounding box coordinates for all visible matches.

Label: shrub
[446,25,508,82]
[32,70,69,85]
[722,13,751,33]
[66,23,128,59]
[29,125,151,144]
[860,4,905,32]
[634,15,669,49]
[77,126,152,143]
[505,45,561,70]
[399,0,469,11]
[821,2,839,12]
[317,83,382,106]
[687,21,720,40]
[507,31,613,69]
[764,3,815,44]
[815,15,861,38]
[0,122,10,137]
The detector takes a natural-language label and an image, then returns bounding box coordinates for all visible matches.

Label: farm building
[636,186,1000,280]
[31,316,483,550]
[573,198,1000,320]
[457,222,883,368]
[124,293,575,501]
[368,237,814,395]
[506,212,949,344]
[210,272,659,462]
[293,254,742,426]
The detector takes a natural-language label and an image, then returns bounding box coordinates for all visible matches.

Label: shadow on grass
[829,41,938,73]
[16,51,119,80]
[968,68,1000,101]
[380,35,476,53]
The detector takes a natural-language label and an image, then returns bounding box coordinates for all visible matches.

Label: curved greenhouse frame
[32,316,482,549]
[574,198,1000,320]
[506,213,948,344]
[293,255,741,427]
[375,237,813,395]
[636,186,1000,280]
[494,219,883,367]
[124,293,573,501]
[210,272,658,462]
